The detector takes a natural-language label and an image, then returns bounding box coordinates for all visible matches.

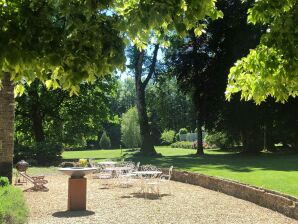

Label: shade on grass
[61,147,298,197]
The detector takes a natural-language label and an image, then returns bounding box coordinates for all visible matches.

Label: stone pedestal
[68,177,87,211]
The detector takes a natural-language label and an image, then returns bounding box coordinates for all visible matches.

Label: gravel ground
[21,174,298,224]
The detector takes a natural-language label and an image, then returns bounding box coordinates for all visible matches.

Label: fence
[179,132,206,142]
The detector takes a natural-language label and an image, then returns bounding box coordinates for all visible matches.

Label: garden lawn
[60,147,298,197]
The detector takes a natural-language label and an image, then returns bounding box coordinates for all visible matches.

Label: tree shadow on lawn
[127,151,298,173]
[52,210,95,218]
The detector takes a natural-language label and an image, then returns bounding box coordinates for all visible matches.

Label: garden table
[104,167,132,177]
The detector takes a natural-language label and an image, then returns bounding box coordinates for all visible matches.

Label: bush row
[0,177,28,224]
[171,141,194,149]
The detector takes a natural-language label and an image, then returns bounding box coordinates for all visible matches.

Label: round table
[104,167,132,177]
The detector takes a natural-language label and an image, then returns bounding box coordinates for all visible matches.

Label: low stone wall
[163,169,298,220]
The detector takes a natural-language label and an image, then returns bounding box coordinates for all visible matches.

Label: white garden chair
[136,165,162,197]
[159,166,173,195]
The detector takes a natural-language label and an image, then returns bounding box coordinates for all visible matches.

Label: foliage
[34,142,62,165]
[0,177,9,187]
[104,124,121,149]
[161,130,176,145]
[14,142,62,165]
[15,77,117,147]
[99,132,111,149]
[146,76,195,133]
[121,107,141,148]
[112,77,136,116]
[0,185,28,224]
[78,159,88,167]
[113,0,223,48]
[167,0,266,153]
[226,0,298,103]
[204,131,233,149]
[171,141,193,149]
[179,128,188,135]
[0,0,125,94]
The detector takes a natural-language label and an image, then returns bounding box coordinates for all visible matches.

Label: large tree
[117,0,222,155]
[133,44,160,155]
[168,0,262,155]
[226,0,298,103]
[0,0,221,181]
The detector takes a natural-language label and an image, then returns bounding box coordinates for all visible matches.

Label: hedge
[0,177,28,224]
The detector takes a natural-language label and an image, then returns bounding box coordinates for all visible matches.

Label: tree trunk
[28,88,45,142]
[32,108,45,142]
[135,82,156,155]
[134,48,157,156]
[241,129,262,153]
[196,111,204,155]
[0,72,15,183]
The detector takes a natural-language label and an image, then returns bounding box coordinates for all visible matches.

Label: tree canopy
[0,0,125,94]
[0,0,222,94]
[226,0,298,103]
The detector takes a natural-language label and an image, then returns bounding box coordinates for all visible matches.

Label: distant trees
[167,0,262,155]
[121,107,141,149]
[15,77,117,147]
[99,132,111,149]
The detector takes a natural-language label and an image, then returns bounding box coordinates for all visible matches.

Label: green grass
[0,185,28,224]
[51,147,298,197]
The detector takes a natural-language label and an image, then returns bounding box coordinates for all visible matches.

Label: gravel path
[22,174,298,224]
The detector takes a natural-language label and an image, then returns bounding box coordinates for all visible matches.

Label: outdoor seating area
[90,160,173,197]
[21,172,297,224]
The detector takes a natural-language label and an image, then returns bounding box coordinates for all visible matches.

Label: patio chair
[159,166,174,195]
[160,166,173,181]
[19,172,48,191]
[134,162,140,172]
[135,165,162,197]
[88,158,96,168]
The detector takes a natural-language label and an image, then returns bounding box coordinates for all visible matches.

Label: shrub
[175,133,180,141]
[0,184,28,224]
[178,128,188,135]
[204,131,232,149]
[161,130,176,145]
[14,142,62,166]
[13,144,31,164]
[99,132,111,149]
[121,107,141,148]
[171,141,193,149]
[0,177,9,187]
[33,142,62,165]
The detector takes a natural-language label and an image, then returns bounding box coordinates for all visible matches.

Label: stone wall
[163,169,298,220]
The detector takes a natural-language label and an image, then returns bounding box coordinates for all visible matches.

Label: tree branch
[143,44,159,87]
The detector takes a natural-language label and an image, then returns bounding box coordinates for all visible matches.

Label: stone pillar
[68,177,87,211]
[0,72,15,183]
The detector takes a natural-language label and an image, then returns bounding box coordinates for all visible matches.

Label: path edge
[161,169,298,220]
